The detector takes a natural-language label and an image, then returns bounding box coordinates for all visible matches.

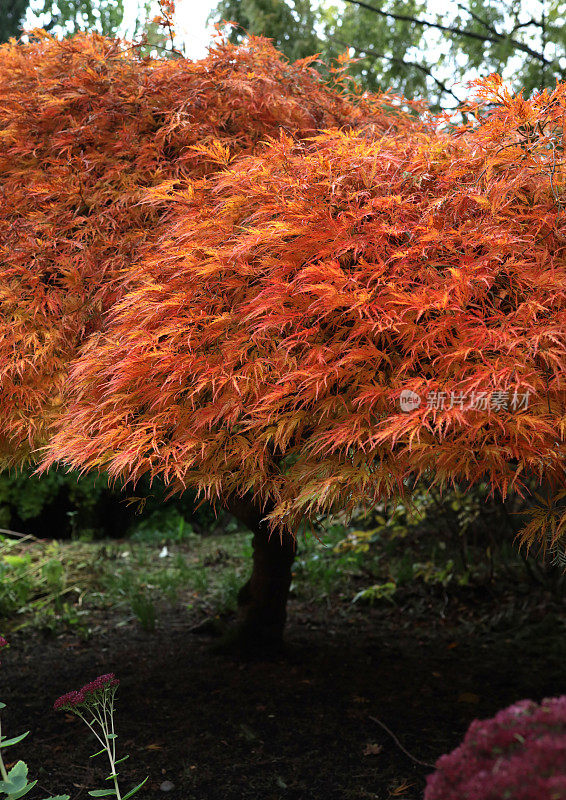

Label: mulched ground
[2,577,565,800]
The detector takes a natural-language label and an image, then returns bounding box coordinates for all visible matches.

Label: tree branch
[510,18,542,34]
[340,0,551,64]
[332,37,462,106]
[456,3,499,35]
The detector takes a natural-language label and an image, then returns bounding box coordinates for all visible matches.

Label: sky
[172,0,222,60]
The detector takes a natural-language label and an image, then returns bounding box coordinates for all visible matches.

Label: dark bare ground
[1,579,565,800]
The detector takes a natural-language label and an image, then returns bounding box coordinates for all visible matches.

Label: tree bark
[224,493,297,649]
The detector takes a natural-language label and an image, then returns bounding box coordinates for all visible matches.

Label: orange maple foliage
[0,29,400,462]
[1,34,565,552]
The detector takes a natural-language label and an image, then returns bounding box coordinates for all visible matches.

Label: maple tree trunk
[224,494,296,648]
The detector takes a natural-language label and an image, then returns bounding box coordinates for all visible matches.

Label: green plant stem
[101,692,120,798]
[103,732,121,800]
[0,718,9,783]
[77,702,122,800]
[75,710,106,750]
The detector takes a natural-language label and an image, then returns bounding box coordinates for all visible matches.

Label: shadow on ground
[2,587,565,800]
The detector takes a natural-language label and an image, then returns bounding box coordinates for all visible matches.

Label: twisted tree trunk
[224,494,297,649]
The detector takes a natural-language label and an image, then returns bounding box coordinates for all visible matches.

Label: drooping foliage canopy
[1,31,565,551]
[0,29,397,462]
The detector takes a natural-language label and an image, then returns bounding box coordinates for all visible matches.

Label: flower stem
[76,708,122,800]
[102,732,121,800]
[0,718,10,783]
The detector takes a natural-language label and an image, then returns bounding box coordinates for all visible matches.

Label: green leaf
[104,774,118,782]
[114,756,129,765]
[1,779,38,800]
[106,734,117,740]
[6,761,28,791]
[352,582,397,605]
[89,748,107,758]
[121,777,148,800]
[0,732,30,748]
[3,556,27,567]
[0,703,6,709]
[87,790,116,797]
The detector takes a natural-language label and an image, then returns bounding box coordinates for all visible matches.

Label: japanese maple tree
[1,29,565,645]
[0,26,414,644]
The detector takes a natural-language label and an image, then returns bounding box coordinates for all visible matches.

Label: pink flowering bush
[424,696,566,800]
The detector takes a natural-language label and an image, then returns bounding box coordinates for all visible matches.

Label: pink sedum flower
[53,690,83,710]
[425,696,566,800]
[54,674,119,711]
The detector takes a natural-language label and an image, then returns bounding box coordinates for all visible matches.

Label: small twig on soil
[368,715,435,768]
[0,528,44,543]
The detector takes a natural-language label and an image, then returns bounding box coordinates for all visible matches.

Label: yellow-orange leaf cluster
[1,32,565,550]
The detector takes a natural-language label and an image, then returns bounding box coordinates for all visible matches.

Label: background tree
[0,0,28,42]
[207,0,566,109]
[0,0,151,43]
